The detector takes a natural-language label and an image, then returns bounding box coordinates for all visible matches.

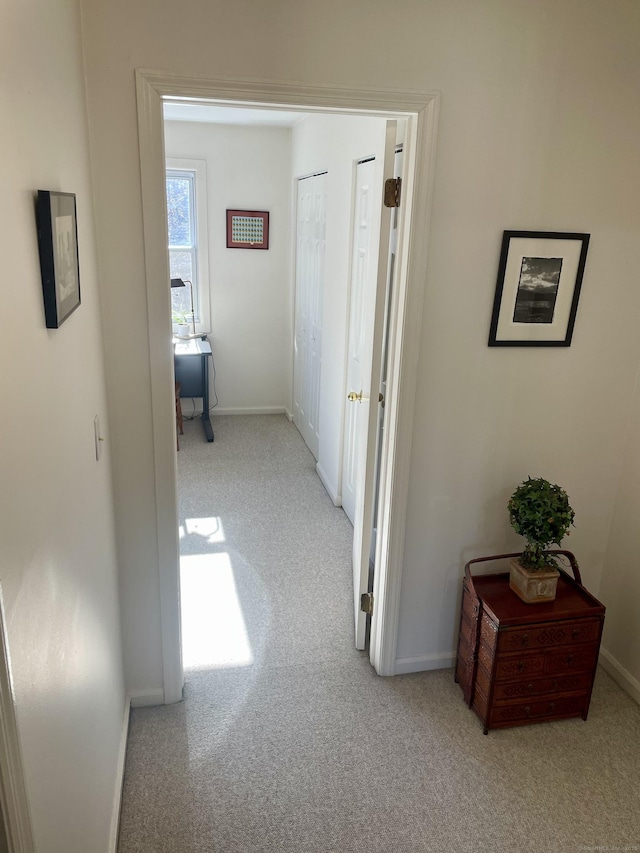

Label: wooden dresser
[455,551,605,734]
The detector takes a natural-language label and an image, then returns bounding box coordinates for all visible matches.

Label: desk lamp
[170,278,195,335]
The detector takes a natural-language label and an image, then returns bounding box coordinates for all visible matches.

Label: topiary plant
[507,477,575,570]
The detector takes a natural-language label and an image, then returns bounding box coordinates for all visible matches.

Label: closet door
[293,173,327,459]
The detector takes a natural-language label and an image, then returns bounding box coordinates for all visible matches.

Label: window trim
[165,157,210,332]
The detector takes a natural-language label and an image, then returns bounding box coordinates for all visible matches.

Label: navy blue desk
[174,338,214,442]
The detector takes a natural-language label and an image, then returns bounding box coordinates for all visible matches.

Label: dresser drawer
[480,613,497,646]
[459,611,478,648]
[491,672,591,702]
[456,632,474,667]
[477,639,499,675]
[545,643,599,675]
[475,663,491,697]
[496,618,601,654]
[494,641,598,681]
[471,683,489,718]
[494,653,546,681]
[489,694,587,726]
[461,585,481,621]
[455,659,474,704]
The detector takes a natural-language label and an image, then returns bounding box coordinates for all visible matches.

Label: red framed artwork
[226,209,269,249]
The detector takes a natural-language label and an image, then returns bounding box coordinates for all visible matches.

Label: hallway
[117,416,640,853]
[175,414,355,672]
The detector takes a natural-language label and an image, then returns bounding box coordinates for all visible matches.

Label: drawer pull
[572,628,581,639]
[517,662,526,672]
[520,634,529,647]
[525,705,531,717]
[566,655,574,665]
[527,683,534,693]
[472,604,479,615]
[549,702,556,713]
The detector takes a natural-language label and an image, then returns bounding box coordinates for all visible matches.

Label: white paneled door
[342,157,381,525]
[370,145,404,557]
[293,172,327,460]
[349,122,399,650]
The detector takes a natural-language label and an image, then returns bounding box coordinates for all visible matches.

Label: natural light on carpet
[180,552,253,670]
[179,516,226,543]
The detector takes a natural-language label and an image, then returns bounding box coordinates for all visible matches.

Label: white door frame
[135,70,440,699]
[0,593,35,852]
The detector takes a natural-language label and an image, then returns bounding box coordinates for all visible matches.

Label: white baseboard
[315,462,341,507]
[129,688,164,708]
[284,408,293,421]
[395,651,456,675]
[599,647,640,706]
[109,693,131,853]
[210,406,286,416]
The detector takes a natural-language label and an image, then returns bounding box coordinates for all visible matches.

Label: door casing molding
[135,70,440,696]
[0,591,35,852]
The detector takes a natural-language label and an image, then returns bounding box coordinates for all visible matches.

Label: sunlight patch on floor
[180,552,253,670]
[179,516,226,543]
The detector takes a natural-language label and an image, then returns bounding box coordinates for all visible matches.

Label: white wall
[291,114,388,501]
[80,0,640,696]
[165,121,292,414]
[393,3,640,671]
[0,0,125,850]
[599,371,640,691]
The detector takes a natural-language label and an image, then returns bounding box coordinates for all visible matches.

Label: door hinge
[384,177,402,208]
[361,592,374,615]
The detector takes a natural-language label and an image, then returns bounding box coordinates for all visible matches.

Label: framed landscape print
[488,231,590,347]
[226,209,269,249]
[36,190,81,328]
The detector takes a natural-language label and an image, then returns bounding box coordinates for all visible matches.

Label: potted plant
[507,477,575,603]
[172,310,191,337]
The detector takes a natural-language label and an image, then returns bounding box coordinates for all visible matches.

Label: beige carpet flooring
[117,414,640,852]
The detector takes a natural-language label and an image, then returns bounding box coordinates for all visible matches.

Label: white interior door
[342,157,383,525]
[371,145,404,560]
[293,173,327,460]
[350,122,399,649]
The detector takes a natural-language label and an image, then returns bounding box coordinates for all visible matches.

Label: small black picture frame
[488,230,590,347]
[36,190,81,328]
[226,209,269,249]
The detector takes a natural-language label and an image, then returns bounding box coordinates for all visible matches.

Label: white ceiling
[163,101,307,127]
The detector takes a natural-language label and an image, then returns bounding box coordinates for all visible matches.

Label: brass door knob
[348,390,366,402]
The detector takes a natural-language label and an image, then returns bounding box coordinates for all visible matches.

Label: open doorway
[162,102,393,671]
[136,71,439,702]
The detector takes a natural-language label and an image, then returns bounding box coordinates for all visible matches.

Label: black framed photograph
[36,190,81,328]
[488,231,590,347]
[226,209,269,249]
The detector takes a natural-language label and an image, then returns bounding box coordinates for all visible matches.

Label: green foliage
[166,175,191,246]
[508,477,575,570]
[172,310,190,325]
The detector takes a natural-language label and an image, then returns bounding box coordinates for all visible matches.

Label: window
[165,158,209,330]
